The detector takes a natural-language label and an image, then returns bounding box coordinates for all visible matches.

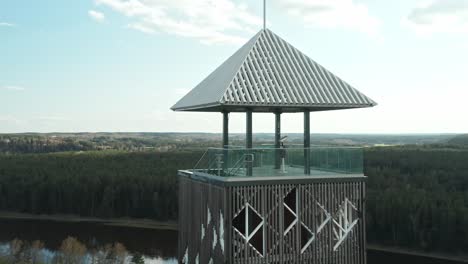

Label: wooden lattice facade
[173,25,375,264]
[178,171,367,264]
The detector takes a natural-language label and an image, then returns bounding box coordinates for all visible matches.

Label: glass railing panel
[309,147,363,174]
[192,146,363,177]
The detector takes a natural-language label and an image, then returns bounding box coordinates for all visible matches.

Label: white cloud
[95,0,262,45]
[0,22,15,27]
[403,0,468,35]
[126,23,157,34]
[88,10,106,22]
[276,0,381,37]
[2,85,25,91]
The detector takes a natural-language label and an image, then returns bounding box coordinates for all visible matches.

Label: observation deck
[179,146,365,185]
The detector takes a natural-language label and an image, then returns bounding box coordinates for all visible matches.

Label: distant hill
[0,132,458,154]
[447,134,468,146]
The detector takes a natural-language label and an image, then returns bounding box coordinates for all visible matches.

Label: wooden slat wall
[179,175,366,264]
[178,177,227,263]
[228,179,366,264]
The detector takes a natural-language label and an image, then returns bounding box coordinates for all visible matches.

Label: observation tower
[172,27,376,264]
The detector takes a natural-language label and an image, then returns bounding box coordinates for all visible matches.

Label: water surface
[0,218,465,264]
[0,218,177,263]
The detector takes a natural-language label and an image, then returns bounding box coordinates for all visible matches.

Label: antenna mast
[263,0,266,30]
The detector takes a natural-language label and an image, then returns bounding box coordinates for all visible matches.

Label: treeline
[0,134,220,154]
[365,146,468,254]
[2,133,461,154]
[0,136,95,154]
[447,134,468,146]
[1,146,468,255]
[0,151,201,220]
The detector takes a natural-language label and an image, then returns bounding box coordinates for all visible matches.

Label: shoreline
[367,244,468,263]
[0,211,178,231]
[1,212,467,262]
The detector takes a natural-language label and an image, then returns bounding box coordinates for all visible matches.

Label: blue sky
[1,0,468,133]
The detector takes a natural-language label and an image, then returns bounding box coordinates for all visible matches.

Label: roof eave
[171,101,222,112]
[172,102,376,112]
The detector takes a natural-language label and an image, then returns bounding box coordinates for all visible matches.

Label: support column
[304,110,311,175]
[223,111,229,148]
[274,112,281,169]
[246,109,253,176]
[222,111,229,174]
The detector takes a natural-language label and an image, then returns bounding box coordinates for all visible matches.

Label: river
[0,218,465,264]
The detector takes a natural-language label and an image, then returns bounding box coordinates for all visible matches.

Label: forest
[365,146,468,253]
[0,151,201,220]
[0,134,467,255]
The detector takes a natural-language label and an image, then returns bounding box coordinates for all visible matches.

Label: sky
[1,0,468,134]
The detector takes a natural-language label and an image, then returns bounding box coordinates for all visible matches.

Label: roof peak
[171,29,376,113]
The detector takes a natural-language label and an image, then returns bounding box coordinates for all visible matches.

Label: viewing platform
[179,146,365,185]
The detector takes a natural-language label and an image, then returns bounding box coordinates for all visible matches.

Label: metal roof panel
[171,29,376,112]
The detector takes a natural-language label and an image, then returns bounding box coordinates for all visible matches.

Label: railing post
[246,109,253,176]
[275,112,281,169]
[223,111,229,175]
[304,110,311,175]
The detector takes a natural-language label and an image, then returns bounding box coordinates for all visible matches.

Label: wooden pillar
[223,111,229,148]
[304,110,311,175]
[222,111,229,174]
[275,112,281,169]
[246,109,253,176]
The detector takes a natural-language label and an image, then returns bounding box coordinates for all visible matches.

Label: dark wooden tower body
[178,173,366,264]
[172,29,376,264]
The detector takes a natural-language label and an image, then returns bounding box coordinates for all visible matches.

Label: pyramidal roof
[172,29,376,113]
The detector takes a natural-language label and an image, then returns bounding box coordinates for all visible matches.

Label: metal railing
[192,146,363,177]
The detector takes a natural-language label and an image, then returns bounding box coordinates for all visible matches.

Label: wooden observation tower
[172,26,376,264]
